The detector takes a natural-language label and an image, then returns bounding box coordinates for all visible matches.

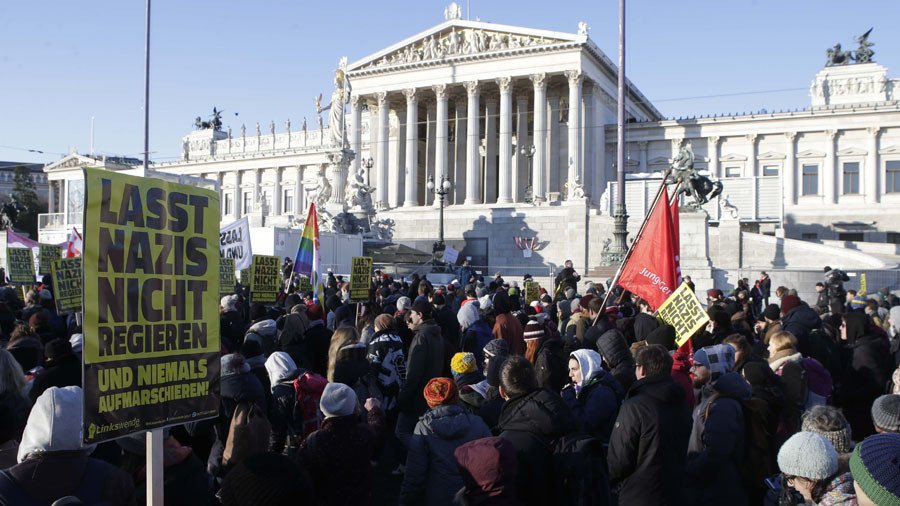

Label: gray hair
[0,349,25,396]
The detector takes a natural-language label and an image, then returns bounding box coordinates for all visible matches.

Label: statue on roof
[193,107,224,131]
[444,2,462,20]
[825,43,852,66]
[316,59,351,147]
[855,28,875,64]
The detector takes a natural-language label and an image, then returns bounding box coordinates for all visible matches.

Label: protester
[265,352,301,454]
[117,431,212,506]
[245,303,278,356]
[777,431,856,505]
[400,378,491,506]
[28,338,81,403]
[453,436,521,506]
[871,394,900,434]
[367,313,407,412]
[836,311,893,439]
[279,310,309,366]
[561,349,622,442]
[608,344,691,505]
[632,298,659,343]
[458,301,493,366]
[585,299,636,391]
[491,291,525,356]
[299,303,332,376]
[0,349,29,468]
[219,453,314,506]
[849,432,900,506]
[523,318,567,393]
[801,405,854,469]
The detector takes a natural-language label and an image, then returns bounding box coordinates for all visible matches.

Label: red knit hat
[306,303,324,321]
[780,295,800,315]
[423,377,458,408]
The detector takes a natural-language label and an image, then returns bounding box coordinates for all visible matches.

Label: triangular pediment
[757,151,785,160]
[796,149,826,158]
[44,153,97,172]
[348,19,584,72]
[648,157,671,166]
[880,145,900,155]
[836,147,867,156]
[720,153,747,162]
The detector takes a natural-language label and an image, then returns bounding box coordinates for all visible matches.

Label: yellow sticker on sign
[656,282,710,348]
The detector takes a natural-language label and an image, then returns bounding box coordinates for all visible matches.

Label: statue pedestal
[679,210,714,295]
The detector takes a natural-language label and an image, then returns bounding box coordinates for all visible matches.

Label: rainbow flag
[291,203,321,302]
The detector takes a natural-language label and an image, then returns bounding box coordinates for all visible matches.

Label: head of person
[450,352,478,378]
[871,394,900,434]
[564,259,573,269]
[454,437,518,502]
[767,330,798,358]
[396,296,412,314]
[634,344,673,381]
[691,344,735,388]
[18,386,96,463]
[264,352,297,388]
[0,348,25,397]
[408,300,433,329]
[815,282,826,293]
[801,405,854,455]
[499,355,538,401]
[457,301,481,332]
[645,324,677,351]
[423,377,459,408]
[222,353,250,378]
[319,382,359,419]
[250,302,268,322]
[587,297,604,320]
[850,433,900,506]
[327,327,363,382]
[568,349,604,388]
[723,333,752,368]
[763,303,781,323]
[777,432,840,504]
[374,313,393,333]
[483,339,509,380]
[841,311,869,344]
[846,289,857,302]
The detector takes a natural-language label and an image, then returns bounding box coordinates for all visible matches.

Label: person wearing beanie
[296,382,384,506]
[850,432,900,506]
[220,452,314,506]
[645,324,677,351]
[1,387,136,505]
[837,311,894,440]
[777,431,855,504]
[117,430,210,506]
[802,405,855,470]
[28,337,81,403]
[754,303,783,344]
[779,294,821,349]
[523,316,567,394]
[686,344,752,506]
[450,352,482,392]
[299,303,332,377]
[872,394,900,434]
[400,377,490,506]
[632,298,659,344]
[431,293,462,374]
[457,301,493,367]
[453,436,520,505]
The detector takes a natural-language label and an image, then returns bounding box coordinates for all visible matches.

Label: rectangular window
[725,166,741,178]
[802,232,818,240]
[887,160,900,193]
[887,232,900,244]
[802,164,819,195]
[838,232,864,242]
[762,165,780,177]
[283,189,294,214]
[842,162,860,194]
[262,190,272,210]
[243,191,253,214]
[224,193,233,215]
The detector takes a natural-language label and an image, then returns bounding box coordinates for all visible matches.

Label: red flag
[670,194,682,285]
[617,189,678,310]
[65,227,82,258]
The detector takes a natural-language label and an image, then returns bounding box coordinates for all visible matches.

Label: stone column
[273,168,283,215]
[48,181,56,214]
[404,89,419,207]
[497,77,513,204]
[747,134,758,176]
[366,98,378,186]
[295,166,305,214]
[433,84,449,207]
[531,73,547,202]
[824,129,838,204]
[784,132,797,206]
[515,93,529,202]
[350,95,362,175]
[708,136,721,178]
[592,87,606,202]
[425,102,436,206]
[375,91,389,208]
[638,142,648,173]
[454,100,468,204]
[547,91,560,193]
[233,171,242,218]
[583,82,595,201]
[254,169,262,206]
[484,96,498,203]
[866,127,881,204]
[565,70,583,198]
[464,81,482,205]
[388,106,402,208]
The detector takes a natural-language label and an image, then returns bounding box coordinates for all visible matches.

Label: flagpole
[600,169,674,312]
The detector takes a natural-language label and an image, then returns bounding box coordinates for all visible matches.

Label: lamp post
[520,144,535,203]
[427,174,452,258]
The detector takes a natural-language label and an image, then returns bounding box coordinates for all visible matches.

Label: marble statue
[327,67,349,146]
[444,2,462,21]
[314,169,332,208]
[301,117,307,133]
[720,195,739,220]
[578,21,590,35]
[345,166,376,212]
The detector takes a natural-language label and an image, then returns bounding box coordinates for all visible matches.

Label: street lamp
[520,144,535,203]
[427,173,452,255]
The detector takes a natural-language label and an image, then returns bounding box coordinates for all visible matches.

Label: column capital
[350,94,361,108]
[867,126,882,137]
[464,81,480,96]
[746,133,758,143]
[375,91,388,104]
[403,88,418,103]
[432,83,448,100]
[784,131,798,142]
[496,77,512,93]
[637,141,648,149]
[708,135,721,145]
[824,129,838,140]
[530,73,547,90]
[564,69,583,86]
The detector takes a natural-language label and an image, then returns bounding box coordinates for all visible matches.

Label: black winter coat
[607,375,691,506]
[499,389,578,506]
[838,330,893,439]
[534,337,567,393]
[29,354,82,403]
[590,326,636,392]
[633,313,659,344]
[299,322,332,377]
[398,320,445,418]
[781,303,821,348]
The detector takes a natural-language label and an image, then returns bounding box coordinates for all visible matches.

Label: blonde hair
[0,348,25,396]
[769,330,797,352]
[327,327,361,382]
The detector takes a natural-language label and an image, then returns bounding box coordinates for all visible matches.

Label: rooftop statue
[193,107,224,131]
[825,43,852,66]
[825,29,875,66]
[665,143,723,209]
[855,28,875,64]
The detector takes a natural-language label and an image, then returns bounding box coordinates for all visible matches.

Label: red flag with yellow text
[617,189,678,310]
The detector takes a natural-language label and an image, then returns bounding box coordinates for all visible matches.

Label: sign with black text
[524,281,541,304]
[7,247,35,284]
[39,244,63,276]
[81,167,220,444]
[219,257,236,297]
[350,256,372,302]
[249,254,280,304]
[219,216,252,271]
[50,257,82,314]
[656,282,710,348]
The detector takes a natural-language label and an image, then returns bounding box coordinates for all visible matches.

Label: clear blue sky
[2,0,898,164]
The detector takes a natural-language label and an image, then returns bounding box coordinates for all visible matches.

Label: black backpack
[549,433,611,506]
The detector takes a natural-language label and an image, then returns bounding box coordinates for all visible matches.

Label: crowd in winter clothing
[2,264,900,505]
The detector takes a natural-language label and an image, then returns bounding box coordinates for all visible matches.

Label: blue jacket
[561,367,623,444]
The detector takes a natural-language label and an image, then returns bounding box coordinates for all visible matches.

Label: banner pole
[600,170,675,312]
[146,429,164,506]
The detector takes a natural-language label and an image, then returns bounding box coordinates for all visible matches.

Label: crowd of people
[1,262,900,505]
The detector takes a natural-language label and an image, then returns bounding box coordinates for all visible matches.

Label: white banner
[219,216,252,271]
[442,245,459,264]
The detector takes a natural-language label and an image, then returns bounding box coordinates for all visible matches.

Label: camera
[823,266,849,305]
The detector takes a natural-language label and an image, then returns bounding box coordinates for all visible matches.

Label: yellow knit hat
[450,352,477,375]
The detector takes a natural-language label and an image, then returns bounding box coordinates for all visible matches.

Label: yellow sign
[50,257,82,314]
[656,282,710,348]
[249,254,281,304]
[219,257,236,297]
[859,273,867,296]
[298,275,312,294]
[39,244,63,276]
[81,167,220,444]
[525,281,541,304]
[350,256,373,302]
[6,247,35,285]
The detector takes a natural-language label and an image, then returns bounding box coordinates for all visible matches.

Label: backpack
[799,357,833,408]
[293,370,328,440]
[705,394,773,496]
[549,433,611,506]
[0,458,112,506]
[223,401,271,467]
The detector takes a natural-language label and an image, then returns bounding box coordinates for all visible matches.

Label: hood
[783,304,821,330]
[500,389,575,439]
[265,352,297,388]
[457,301,481,331]
[455,437,518,500]
[248,319,277,337]
[711,371,752,401]
[843,311,869,344]
[628,375,685,404]
[419,404,476,439]
[415,320,442,340]
[570,349,604,388]
[768,350,802,372]
[221,371,265,405]
[18,386,95,463]
[280,313,308,343]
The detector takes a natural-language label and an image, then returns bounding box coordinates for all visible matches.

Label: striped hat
[850,433,900,505]
[523,319,545,341]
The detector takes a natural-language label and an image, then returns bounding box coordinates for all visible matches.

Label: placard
[524,281,541,304]
[656,282,710,348]
[7,247,35,284]
[219,216,252,271]
[859,273,867,296]
[39,244,63,276]
[50,257,82,314]
[350,256,373,302]
[442,245,459,264]
[219,257,236,297]
[249,254,281,304]
[81,167,220,444]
